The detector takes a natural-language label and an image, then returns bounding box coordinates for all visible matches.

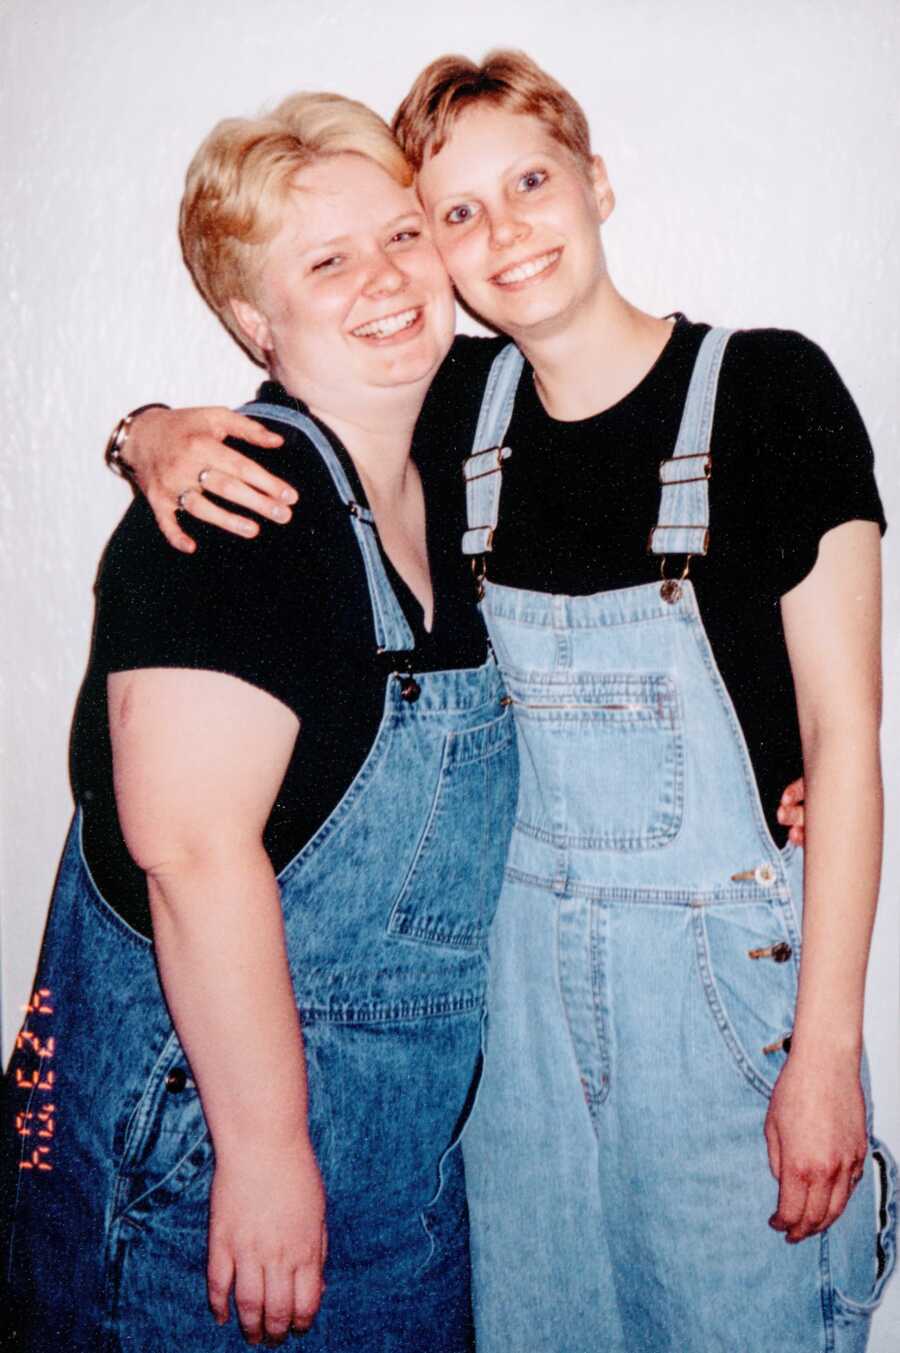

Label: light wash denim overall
[3,406,518,1352]
[458,333,897,1352]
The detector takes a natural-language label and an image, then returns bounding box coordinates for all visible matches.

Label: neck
[511,277,674,422]
[275,364,425,500]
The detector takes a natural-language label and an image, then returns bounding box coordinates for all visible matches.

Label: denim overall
[459,334,897,1352]
[4,406,518,1352]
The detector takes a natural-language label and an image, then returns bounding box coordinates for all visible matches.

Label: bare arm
[765,519,882,1242]
[118,406,296,553]
[109,667,325,1342]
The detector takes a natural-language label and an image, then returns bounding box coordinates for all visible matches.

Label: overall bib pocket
[387,707,515,949]
[509,671,684,851]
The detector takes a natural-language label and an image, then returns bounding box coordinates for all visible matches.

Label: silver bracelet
[104,402,171,478]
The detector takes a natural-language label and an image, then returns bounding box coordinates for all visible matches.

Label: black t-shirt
[417,317,886,845]
[73,383,487,936]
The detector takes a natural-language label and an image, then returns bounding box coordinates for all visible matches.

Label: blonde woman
[4,93,516,1351]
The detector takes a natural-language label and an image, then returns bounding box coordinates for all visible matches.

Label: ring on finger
[176,488,194,511]
[197,466,212,488]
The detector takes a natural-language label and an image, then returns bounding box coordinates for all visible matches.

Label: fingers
[216,409,286,452]
[207,1244,235,1327]
[234,1259,266,1345]
[769,1156,863,1242]
[261,1265,294,1346]
[177,488,262,539]
[292,1263,325,1337]
[769,1163,811,1240]
[146,492,198,555]
[189,466,294,525]
[213,443,298,509]
[776,777,806,846]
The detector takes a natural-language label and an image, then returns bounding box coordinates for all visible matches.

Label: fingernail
[271,506,290,523]
[280,488,298,504]
[238,521,257,537]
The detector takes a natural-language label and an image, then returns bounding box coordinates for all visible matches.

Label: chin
[373,345,444,388]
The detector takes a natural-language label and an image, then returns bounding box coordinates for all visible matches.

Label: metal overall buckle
[659,555,692,604]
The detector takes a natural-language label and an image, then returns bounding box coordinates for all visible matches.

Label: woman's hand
[121,406,296,553]
[208,1140,327,1345]
[765,1051,867,1243]
[777,777,806,846]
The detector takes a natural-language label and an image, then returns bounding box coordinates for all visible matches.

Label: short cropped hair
[180,92,411,364]
[393,50,593,176]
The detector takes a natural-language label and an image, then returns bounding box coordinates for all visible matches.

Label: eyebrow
[425,149,565,209]
[299,211,425,256]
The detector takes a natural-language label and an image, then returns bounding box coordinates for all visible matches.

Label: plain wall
[2,1,898,1344]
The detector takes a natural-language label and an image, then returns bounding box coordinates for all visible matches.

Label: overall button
[754,863,776,887]
[165,1067,187,1094]
[399,676,421,703]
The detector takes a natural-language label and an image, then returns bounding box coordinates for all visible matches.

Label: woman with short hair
[4,90,517,1351]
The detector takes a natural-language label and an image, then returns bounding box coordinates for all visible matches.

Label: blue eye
[445,203,478,226]
[517,169,547,192]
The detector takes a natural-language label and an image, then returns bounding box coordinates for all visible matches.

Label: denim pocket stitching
[387,711,515,950]
[832,1137,899,1316]
[691,905,797,1099]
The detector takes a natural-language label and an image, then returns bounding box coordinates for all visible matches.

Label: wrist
[786,1025,863,1070]
[215,1116,315,1166]
[104,402,171,478]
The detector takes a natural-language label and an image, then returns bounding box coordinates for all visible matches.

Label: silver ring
[176,489,193,511]
[197,466,212,488]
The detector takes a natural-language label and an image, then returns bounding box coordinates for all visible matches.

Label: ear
[229,297,274,354]
[589,155,615,224]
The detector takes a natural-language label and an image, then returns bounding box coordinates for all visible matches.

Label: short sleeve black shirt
[73,382,486,936]
[414,318,886,846]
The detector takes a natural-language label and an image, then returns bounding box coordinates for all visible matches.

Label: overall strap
[238,403,414,654]
[461,343,525,557]
[648,326,733,558]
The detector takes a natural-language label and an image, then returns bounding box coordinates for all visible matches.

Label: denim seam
[300,989,485,1024]
[503,864,797,905]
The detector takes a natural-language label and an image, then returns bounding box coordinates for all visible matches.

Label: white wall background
[2,0,897,1343]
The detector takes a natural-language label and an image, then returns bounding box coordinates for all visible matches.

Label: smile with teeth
[491,248,562,287]
[351,307,421,339]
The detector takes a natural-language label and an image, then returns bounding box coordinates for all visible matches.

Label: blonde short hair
[180,92,412,365]
[393,50,593,176]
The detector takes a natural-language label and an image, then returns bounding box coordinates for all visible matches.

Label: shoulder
[426,334,510,407]
[418,334,512,459]
[719,326,859,419]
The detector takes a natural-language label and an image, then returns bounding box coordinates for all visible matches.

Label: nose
[488,211,530,252]
[363,250,407,297]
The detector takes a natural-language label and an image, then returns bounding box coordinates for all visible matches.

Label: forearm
[790,725,882,1063]
[147,840,310,1161]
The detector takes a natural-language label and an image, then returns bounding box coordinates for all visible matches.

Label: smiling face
[231,153,455,408]
[417,104,614,343]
